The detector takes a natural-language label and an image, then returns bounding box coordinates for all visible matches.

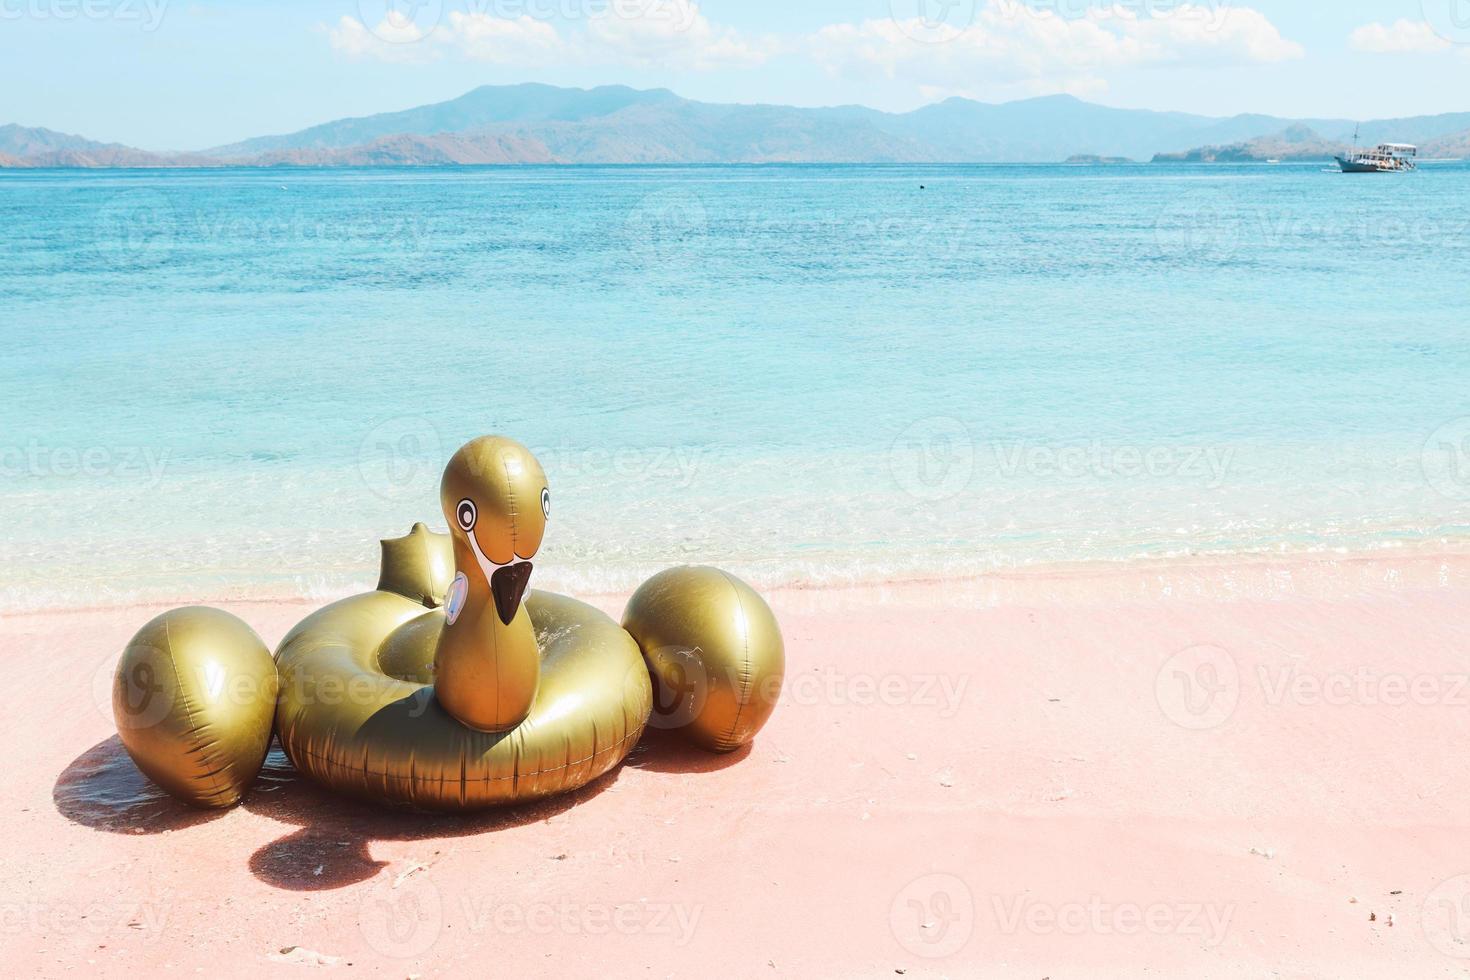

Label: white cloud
[327,2,774,71]
[328,15,439,64]
[1349,19,1454,54]
[327,1,1306,97]
[812,3,1303,91]
[447,12,566,65]
[586,0,777,70]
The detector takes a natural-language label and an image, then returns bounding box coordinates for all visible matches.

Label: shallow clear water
[2,163,1468,608]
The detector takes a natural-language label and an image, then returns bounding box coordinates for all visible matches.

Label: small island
[1064,154,1135,165]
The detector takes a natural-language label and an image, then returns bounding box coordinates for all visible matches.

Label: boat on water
[1336,142,1417,173]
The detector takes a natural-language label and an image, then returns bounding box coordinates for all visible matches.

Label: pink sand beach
[6,551,1470,978]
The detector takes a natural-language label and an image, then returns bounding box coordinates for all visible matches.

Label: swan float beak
[460,521,536,626]
[491,561,534,625]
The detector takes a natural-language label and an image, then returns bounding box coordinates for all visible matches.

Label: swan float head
[435,436,550,733]
[441,436,550,627]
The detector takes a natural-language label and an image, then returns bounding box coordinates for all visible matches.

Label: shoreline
[10,543,1470,619]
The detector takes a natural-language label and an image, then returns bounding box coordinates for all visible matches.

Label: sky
[2,0,1469,150]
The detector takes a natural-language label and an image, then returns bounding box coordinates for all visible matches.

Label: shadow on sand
[55,726,752,891]
[625,727,753,774]
[53,735,228,835]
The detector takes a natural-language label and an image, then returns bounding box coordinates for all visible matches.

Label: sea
[2,162,1468,609]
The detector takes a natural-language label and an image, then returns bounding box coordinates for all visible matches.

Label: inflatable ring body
[274,528,653,811]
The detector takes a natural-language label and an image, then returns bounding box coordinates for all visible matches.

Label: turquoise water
[2,163,1469,608]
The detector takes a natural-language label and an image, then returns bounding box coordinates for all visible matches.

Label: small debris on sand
[1369,912,1377,922]
[393,861,430,887]
[1249,847,1275,860]
[270,947,341,967]
[936,768,955,788]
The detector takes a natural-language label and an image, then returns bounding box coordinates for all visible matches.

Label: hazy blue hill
[1424,129,1470,158]
[513,100,930,163]
[1154,119,1470,162]
[885,95,1210,161]
[1350,112,1470,146]
[6,84,1470,167]
[248,131,559,166]
[0,123,131,157]
[0,124,206,166]
[885,96,1322,162]
[202,88,1326,165]
[1153,125,1351,163]
[207,85,921,163]
[205,83,682,157]
[1150,113,1470,159]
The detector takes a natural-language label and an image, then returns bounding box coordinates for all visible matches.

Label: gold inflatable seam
[164,615,230,802]
[717,568,753,751]
[503,453,521,558]
[291,724,644,784]
[408,528,438,607]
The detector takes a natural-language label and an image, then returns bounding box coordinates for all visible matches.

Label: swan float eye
[456,498,477,532]
[541,488,551,519]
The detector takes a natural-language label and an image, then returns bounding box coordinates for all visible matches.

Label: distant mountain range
[4,84,1469,168]
[0,123,217,167]
[1153,123,1470,163]
[1153,124,1349,163]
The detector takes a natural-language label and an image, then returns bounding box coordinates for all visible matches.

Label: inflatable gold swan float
[112,436,785,811]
